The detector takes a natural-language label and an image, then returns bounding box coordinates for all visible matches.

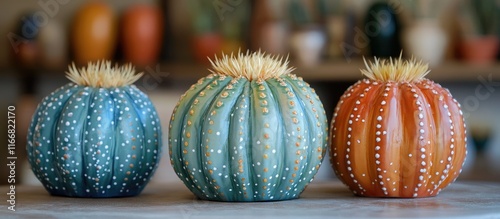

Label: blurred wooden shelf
[1,60,499,83]
[161,60,500,83]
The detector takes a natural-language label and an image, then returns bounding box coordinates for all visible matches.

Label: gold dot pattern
[169,74,328,201]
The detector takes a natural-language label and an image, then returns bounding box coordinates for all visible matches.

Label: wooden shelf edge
[1,61,499,83]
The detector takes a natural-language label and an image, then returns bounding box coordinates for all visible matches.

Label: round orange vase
[330,57,467,198]
[461,36,499,65]
[122,5,164,67]
[72,2,117,64]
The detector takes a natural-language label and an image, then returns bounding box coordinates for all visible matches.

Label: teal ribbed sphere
[26,63,162,197]
[169,52,328,201]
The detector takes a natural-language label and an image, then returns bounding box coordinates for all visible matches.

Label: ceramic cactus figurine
[330,56,467,197]
[27,61,162,197]
[169,51,328,201]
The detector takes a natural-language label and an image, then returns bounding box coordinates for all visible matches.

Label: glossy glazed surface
[27,84,162,197]
[122,5,164,66]
[169,74,328,201]
[330,78,467,197]
[72,2,117,64]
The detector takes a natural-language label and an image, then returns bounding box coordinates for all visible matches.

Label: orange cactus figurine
[330,55,467,198]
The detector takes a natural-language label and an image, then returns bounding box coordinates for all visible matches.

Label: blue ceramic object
[26,62,162,197]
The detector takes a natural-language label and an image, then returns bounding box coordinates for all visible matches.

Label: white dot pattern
[330,79,466,198]
[27,83,162,197]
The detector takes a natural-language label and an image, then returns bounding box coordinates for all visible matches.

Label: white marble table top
[2,181,499,219]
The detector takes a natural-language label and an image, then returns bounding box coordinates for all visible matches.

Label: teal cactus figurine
[27,61,162,197]
[169,51,328,201]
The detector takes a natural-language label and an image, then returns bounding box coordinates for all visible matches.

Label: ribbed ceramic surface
[169,74,328,201]
[27,84,162,197]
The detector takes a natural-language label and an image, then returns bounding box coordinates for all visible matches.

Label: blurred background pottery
[10,13,40,68]
[290,26,326,66]
[403,20,447,66]
[458,0,500,64]
[288,0,326,66]
[402,0,449,66]
[364,2,402,58]
[460,36,499,64]
[122,4,164,67]
[188,0,223,63]
[71,2,117,65]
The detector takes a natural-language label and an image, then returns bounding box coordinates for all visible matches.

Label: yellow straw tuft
[361,54,430,83]
[208,50,295,81]
[66,61,143,88]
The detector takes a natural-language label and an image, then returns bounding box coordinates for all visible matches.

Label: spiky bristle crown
[66,61,143,88]
[208,50,295,81]
[361,54,430,83]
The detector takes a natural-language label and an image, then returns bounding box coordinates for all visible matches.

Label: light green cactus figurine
[169,51,328,201]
